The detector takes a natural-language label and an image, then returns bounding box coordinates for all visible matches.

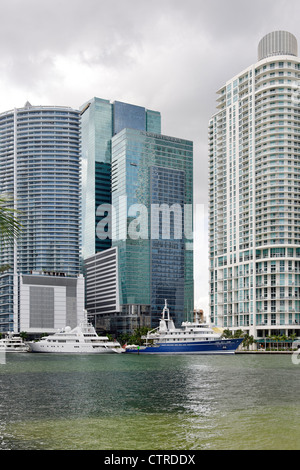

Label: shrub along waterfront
[222,329,299,352]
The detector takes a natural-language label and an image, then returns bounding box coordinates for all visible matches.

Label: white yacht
[27,316,124,354]
[0,333,29,353]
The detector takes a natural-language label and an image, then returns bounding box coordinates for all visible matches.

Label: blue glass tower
[150,166,186,324]
[80,98,161,261]
[81,99,193,332]
[111,129,194,328]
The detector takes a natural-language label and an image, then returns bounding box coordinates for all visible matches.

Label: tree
[233,329,245,339]
[222,329,245,339]
[128,327,152,346]
[242,334,255,350]
[118,327,152,346]
[274,335,281,351]
[118,333,131,346]
[289,332,298,351]
[0,264,11,273]
[222,329,233,339]
[267,335,282,350]
[0,196,21,270]
[19,331,28,341]
[0,196,21,243]
[289,332,297,342]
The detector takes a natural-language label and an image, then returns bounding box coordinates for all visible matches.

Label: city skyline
[1,0,300,315]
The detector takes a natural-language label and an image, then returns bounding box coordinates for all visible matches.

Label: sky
[2,0,300,317]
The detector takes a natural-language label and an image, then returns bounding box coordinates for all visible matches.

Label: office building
[0,103,82,333]
[111,128,194,330]
[84,248,120,332]
[85,246,149,334]
[80,98,161,260]
[209,31,300,341]
[81,98,193,333]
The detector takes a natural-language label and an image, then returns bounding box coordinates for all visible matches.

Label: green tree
[242,334,255,350]
[267,335,282,350]
[274,335,281,350]
[118,333,131,346]
[233,329,245,339]
[0,196,21,244]
[289,332,298,350]
[0,196,21,271]
[125,327,152,346]
[222,329,245,339]
[289,332,297,342]
[222,329,233,339]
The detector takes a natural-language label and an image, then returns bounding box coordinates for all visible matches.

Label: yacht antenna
[162,299,170,320]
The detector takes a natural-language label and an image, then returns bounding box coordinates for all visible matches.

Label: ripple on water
[0,353,299,450]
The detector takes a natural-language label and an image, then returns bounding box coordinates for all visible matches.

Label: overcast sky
[2,0,300,315]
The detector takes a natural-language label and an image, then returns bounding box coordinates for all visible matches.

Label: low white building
[19,272,85,335]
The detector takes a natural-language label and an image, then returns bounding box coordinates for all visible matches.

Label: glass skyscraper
[0,103,81,332]
[81,98,193,333]
[111,129,194,329]
[80,97,161,260]
[209,31,300,341]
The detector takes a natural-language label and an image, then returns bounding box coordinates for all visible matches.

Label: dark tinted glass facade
[80,98,113,260]
[95,161,111,252]
[150,166,185,325]
[114,101,146,134]
[112,128,193,328]
[80,98,161,260]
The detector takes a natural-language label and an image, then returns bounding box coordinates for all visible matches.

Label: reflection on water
[0,353,299,450]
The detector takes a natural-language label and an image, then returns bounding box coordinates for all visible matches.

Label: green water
[0,353,299,450]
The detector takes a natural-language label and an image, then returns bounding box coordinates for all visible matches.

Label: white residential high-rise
[209,31,300,342]
[0,103,82,334]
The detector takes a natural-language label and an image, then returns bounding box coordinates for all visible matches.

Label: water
[0,353,299,450]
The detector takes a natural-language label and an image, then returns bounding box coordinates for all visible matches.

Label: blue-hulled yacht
[125,300,243,355]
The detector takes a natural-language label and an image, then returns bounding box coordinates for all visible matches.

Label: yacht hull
[0,347,28,353]
[28,343,120,354]
[125,338,243,355]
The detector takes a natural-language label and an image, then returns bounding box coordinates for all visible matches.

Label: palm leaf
[0,196,22,246]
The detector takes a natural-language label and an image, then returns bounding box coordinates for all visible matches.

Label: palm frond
[0,196,22,246]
